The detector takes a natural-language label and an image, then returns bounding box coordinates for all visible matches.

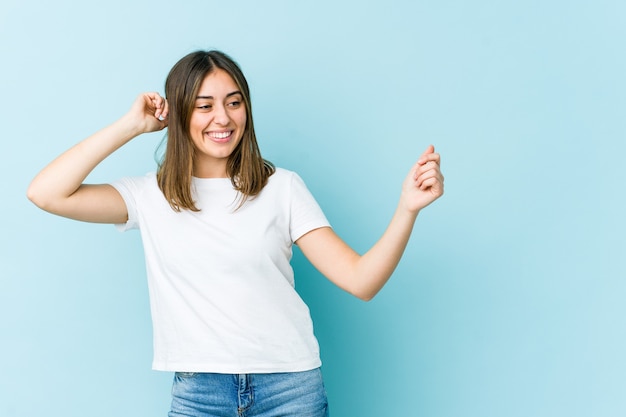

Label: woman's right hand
[124,92,169,134]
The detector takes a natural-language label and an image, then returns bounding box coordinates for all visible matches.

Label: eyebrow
[196,91,242,100]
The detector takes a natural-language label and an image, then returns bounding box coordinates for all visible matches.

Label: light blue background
[1,1,625,416]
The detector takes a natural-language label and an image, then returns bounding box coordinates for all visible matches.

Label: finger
[414,164,441,185]
[416,171,435,189]
[146,92,162,104]
[154,95,163,116]
[409,150,440,179]
[416,165,443,185]
[415,160,439,176]
[159,98,169,121]
[418,151,440,166]
[418,176,444,191]
[417,145,435,164]
[416,167,444,188]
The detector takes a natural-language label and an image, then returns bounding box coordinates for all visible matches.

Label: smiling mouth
[206,131,233,142]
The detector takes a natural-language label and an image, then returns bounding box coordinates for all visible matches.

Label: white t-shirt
[110,168,330,373]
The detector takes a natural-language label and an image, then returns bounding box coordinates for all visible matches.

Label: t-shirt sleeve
[289,172,331,242]
[109,175,149,232]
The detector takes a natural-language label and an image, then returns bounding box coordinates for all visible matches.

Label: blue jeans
[168,368,329,417]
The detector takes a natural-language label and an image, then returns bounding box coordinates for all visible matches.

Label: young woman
[27,50,444,417]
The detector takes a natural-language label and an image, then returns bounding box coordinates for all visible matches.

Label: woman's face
[188,68,247,178]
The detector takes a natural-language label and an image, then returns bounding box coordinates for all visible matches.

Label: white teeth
[207,131,231,139]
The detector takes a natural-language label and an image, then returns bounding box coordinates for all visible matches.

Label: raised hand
[297,145,445,301]
[27,92,170,223]
[123,92,169,134]
[400,145,444,213]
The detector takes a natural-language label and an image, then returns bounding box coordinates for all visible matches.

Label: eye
[196,104,212,110]
[227,100,242,108]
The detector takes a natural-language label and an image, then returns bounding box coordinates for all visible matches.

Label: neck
[193,159,229,178]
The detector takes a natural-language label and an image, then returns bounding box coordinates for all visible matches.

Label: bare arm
[27,93,169,223]
[296,145,444,301]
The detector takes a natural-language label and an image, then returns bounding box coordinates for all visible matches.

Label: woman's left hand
[401,145,444,213]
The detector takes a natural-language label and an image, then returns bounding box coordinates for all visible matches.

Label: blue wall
[2,1,625,416]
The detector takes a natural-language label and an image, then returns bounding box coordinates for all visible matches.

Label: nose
[212,104,230,126]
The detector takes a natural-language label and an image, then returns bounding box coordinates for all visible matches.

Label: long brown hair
[157,50,274,211]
